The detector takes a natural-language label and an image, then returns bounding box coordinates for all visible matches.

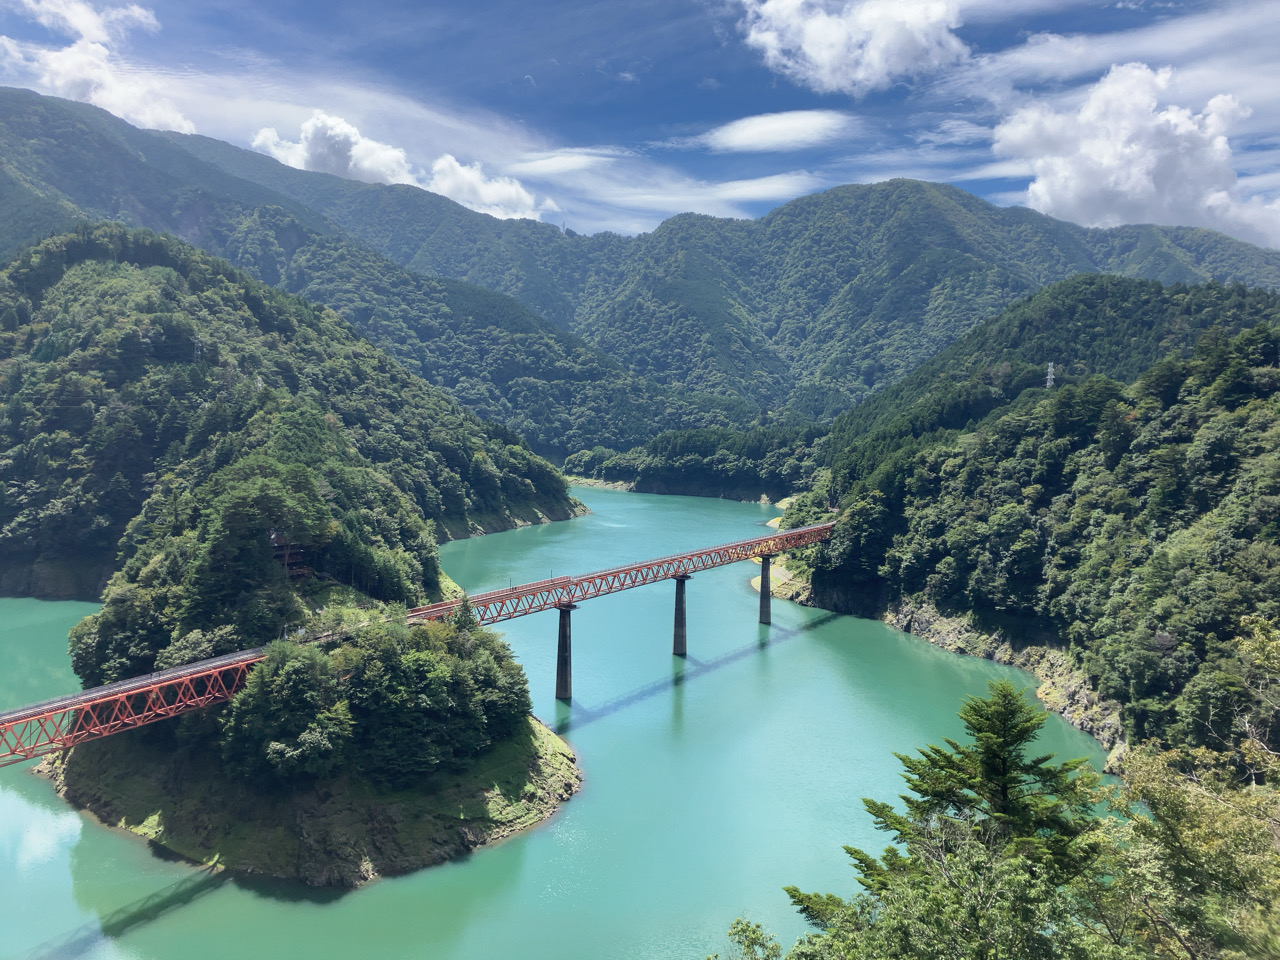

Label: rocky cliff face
[883,598,1126,763]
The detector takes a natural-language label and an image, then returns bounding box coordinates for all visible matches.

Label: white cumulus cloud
[427,154,556,220]
[253,114,555,220]
[698,109,858,152]
[253,112,418,185]
[994,62,1280,248]
[0,0,193,132]
[735,0,967,97]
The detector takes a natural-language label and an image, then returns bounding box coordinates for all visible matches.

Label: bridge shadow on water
[17,859,355,960]
[17,865,230,960]
[16,615,840,958]
[552,611,843,735]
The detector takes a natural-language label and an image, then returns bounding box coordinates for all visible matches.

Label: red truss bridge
[0,522,833,768]
[405,521,833,625]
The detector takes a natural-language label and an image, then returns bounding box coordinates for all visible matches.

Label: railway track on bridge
[0,521,834,767]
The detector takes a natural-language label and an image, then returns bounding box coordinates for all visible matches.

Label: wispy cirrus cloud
[663,109,859,153]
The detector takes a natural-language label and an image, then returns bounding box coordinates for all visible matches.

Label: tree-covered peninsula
[0,225,582,883]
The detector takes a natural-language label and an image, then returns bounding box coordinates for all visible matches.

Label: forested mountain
[7,86,1280,453]
[777,281,1280,754]
[0,225,576,604]
[169,131,1280,420]
[0,88,737,456]
[0,224,581,882]
[574,275,1272,498]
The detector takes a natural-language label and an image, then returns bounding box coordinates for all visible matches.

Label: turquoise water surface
[0,487,1106,959]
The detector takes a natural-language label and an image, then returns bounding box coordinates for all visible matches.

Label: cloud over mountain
[426,155,555,220]
[253,112,553,221]
[0,0,192,132]
[994,62,1280,248]
[253,113,418,185]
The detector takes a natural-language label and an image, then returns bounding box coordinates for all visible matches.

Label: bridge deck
[0,521,833,767]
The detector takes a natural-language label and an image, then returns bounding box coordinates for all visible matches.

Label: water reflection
[554,612,842,734]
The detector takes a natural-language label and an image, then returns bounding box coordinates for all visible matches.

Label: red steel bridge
[0,522,833,768]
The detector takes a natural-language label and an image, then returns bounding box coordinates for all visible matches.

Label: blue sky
[2,0,1279,247]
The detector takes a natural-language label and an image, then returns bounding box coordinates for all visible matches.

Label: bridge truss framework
[0,522,833,767]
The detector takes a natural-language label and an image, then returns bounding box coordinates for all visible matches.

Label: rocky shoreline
[883,598,1126,766]
[770,561,1127,767]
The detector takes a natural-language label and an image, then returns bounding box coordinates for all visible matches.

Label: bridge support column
[673,574,691,657]
[759,554,776,625]
[556,603,577,701]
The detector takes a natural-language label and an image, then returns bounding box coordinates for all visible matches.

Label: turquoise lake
[0,486,1107,959]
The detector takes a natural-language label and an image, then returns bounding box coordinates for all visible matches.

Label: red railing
[0,651,258,768]
[0,522,833,767]
[406,521,834,624]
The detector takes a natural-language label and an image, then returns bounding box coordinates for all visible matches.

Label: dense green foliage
[167,133,1280,421]
[0,227,577,683]
[260,213,757,455]
[586,276,1280,501]
[0,88,755,455]
[712,682,1280,960]
[802,303,1280,753]
[8,87,1280,457]
[819,275,1280,501]
[220,618,530,787]
[565,424,825,500]
[0,224,552,800]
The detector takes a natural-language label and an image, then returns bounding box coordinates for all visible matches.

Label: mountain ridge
[6,86,1280,453]
[167,126,1280,418]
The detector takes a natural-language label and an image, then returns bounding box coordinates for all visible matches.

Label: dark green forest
[576,276,1280,500]
[0,225,575,608]
[0,223,569,817]
[0,87,746,457]
[167,130,1280,421]
[794,287,1280,759]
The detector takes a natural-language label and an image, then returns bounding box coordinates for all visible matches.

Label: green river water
[0,486,1107,960]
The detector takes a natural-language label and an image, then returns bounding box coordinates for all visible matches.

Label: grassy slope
[45,717,580,887]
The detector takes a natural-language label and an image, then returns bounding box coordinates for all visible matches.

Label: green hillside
[778,279,1280,753]
[0,225,576,603]
[169,131,1280,419]
[8,86,1280,456]
[574,275,1274,500]
[0,88,732,456]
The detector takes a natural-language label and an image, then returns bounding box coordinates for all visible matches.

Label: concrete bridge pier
[759,554,776,625]
[672,574,691,656]
[556,603,578,701]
